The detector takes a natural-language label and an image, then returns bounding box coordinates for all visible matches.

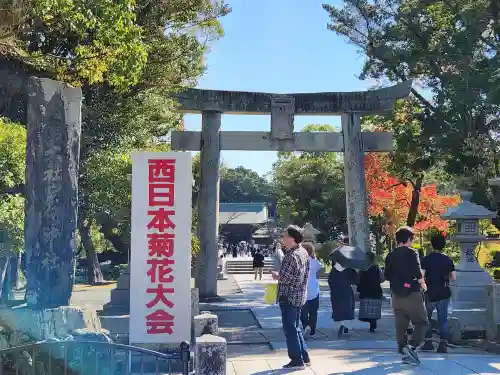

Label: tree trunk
[97,216,129,258]
[12,252,22,290]
[406,174,424,227]
[0,254,22,303]
[0,256,9,300]
[78,219,103,285]
[1,256,17,303]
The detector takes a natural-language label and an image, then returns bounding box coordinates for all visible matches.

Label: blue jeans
[280,301,309,363]
[425,298,450,339]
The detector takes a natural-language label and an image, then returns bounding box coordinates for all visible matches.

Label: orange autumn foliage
[364,154,460,233]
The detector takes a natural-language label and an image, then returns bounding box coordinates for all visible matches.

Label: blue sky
[183,0,371,176]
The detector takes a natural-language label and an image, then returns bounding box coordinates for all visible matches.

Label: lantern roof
[441,191,497,220]
[303,222,321,235]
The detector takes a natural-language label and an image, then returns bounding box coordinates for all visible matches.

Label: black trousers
[300,295,320,333]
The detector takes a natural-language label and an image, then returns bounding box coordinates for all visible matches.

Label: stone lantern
[302,223,320,243]
[441,190,497,333]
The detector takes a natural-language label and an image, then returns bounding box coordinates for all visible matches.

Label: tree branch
[385,182,407,190]
[0,184,24,196]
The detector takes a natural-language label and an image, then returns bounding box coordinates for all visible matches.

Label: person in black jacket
[253,249,265,280]
[357,252,384,332]
[385,226,428,366]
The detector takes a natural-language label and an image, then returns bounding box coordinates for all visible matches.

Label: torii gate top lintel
[173,80,412,115]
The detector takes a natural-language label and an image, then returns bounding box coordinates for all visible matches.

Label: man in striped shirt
[271,225,311,369]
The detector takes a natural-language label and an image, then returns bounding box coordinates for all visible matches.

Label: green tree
[0,118,26,296]
[0,118,25,249]
[76,1,228,283]
[0,117,25,192]
[273,125,346,240]
[220,166,274,203]
[1,0,148,89]
[324,0,500,208]
[2,1,229,291]
[83,143,172,282]
[362,99,452,227]
[81,148,132,283]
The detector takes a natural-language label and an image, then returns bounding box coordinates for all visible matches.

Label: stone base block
[451,308,487,334]
[429,316,461,343]
[116,266,131,289]
[451,285,489,304]
[100,315,129,336]
[109,288,130,305]
[101,303,129,316]
[0,305,101,348]
[195,334,226,375]
[448,318,462,342]
[194,313,218,337]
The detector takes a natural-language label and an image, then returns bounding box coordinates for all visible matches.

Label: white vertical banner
[130,152,192,344]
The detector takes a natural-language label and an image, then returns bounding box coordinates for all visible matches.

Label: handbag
[264,283,278,304]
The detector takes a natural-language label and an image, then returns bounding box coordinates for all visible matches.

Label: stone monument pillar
[25,77,82,309]
[441,190,496,332]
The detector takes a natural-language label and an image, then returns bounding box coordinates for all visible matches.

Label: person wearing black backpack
[385,227,429,366]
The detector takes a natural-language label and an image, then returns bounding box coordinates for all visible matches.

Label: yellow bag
[264,283,278,304]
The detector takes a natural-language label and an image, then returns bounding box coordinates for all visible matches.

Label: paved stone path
[64,269,500,373]
[222,274,397,337]
[228,350,500,374]
[221,274,500,374]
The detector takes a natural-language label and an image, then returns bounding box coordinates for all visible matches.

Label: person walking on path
[385,226,429,365]
[253,249,265,280]
[421,233,456,353]
[328,238,358,339]
[300,242,324,339]
[271,225,311,369]
[357,251,384,332]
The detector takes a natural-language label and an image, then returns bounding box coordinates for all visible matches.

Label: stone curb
[472,339,500,355]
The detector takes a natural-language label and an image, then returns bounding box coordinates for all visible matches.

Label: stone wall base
[0,305,103,348]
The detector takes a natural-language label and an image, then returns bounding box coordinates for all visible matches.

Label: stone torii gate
[171,82,412,299]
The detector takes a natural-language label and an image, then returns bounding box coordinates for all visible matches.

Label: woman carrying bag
[357,252,384,332]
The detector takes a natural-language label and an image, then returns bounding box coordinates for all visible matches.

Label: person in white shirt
[300,242,324,338]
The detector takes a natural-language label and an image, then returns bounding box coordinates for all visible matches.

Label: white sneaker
[402,345,420,365]
[303,325,311,339]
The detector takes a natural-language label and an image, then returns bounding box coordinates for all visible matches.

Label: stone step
[226,268,274,274]
[109,288,130,305]
[101,303,130,316]
[226,260,274,264]
[452,301,487,310]
[226,265,273,268]
[100,315,130,335]
[226,266,274,271]
[451,308,488,332]
[226,270,272,274]
[226,262,274,266]
[226,264,273,270]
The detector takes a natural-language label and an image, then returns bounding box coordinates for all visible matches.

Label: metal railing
[0,340,191,375]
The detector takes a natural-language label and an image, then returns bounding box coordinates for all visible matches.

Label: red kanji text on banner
[130,152,192,344]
